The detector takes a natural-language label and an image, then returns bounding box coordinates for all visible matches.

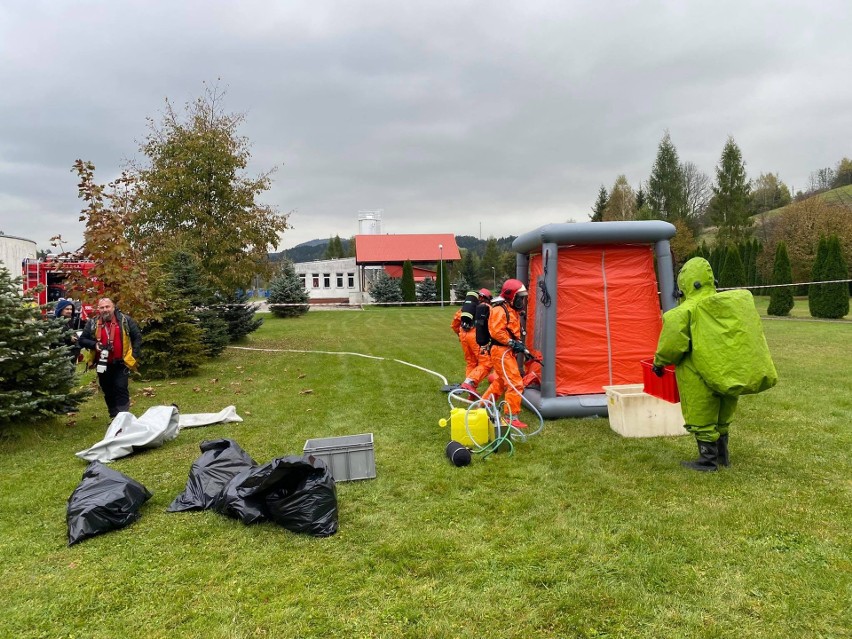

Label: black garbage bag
[214,455,339,537]
[67,461,152,546]
[167,439,257,512]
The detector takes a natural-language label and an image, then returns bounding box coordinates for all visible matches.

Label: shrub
[370,272,403,304]
[268,260,309,318]
[767,242,794,316]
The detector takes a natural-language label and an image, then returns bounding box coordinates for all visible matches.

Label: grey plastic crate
[303,433,376,482]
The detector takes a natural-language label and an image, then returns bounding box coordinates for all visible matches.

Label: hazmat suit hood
[677,258,716,304]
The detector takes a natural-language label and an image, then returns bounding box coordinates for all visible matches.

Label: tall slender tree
[719,245,746,288]
[767,242,794,316]
[709,137,752,246]
[401,260,416,303]
[590,185,608,222]
[647,131,687,221]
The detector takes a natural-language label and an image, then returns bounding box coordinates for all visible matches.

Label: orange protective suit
[482,302,524,415]
[451,310,490,386]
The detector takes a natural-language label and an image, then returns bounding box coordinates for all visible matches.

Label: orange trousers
[459,329,491,386]
[483,345,524,415]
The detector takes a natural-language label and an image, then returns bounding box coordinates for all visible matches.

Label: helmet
[478,288,492,300]
[500,279,528,308]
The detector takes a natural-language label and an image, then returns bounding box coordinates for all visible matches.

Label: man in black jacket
[78,298,142,418]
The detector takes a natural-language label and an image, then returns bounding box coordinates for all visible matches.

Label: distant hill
[698,184,852,246]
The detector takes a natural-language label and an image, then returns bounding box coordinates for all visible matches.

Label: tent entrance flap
[529,245,663,397]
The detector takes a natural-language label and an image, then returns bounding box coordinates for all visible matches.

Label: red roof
[383,265,437,281]
[355,234,461,264]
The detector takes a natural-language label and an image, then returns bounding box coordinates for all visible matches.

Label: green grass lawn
[1,307,850,638]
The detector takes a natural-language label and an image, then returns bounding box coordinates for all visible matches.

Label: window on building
[312,273,320,288]
[347,273,355,288]
[336,273,344,288]
[299,273,306,288]
[323,273,331,288]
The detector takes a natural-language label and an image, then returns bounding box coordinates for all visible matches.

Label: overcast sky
[1,0,850,252]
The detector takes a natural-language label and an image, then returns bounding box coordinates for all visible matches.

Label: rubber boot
[681,439,718,472]
[717,434,730,467]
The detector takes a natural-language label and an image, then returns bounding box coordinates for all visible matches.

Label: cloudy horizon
[2,0,850,253]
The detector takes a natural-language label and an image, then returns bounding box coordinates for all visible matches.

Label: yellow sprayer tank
[439,408,494,448]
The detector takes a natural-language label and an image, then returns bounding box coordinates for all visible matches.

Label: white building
[292,257,366,305]
[0,234,37,290]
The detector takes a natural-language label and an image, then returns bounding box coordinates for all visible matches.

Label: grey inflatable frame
[512,220,678,419]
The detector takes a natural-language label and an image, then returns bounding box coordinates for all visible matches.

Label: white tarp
[76,405,243,462]
[178,405,243,429]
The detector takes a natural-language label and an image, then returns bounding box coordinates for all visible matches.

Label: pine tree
[215,289,263,342]
[268,259,310,317]
[139,288,206,379]
[162,251,229,357]
[453,276,471,303]
[719,245,746,289]
[709,137,752,246]
[370,272,403,304]
[416,277,437,303]
[767,242,794,316]
[590,185,608,222]
[0,266,89,423]
[438,260,451,303]
[810,235,850,319]
[401,260,416,303]
[324,236,345,260]
[647,131,687,221]
[808,236,829,317]
[459,249,480,289]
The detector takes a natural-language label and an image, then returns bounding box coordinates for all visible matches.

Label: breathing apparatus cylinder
[459,291,478,329]
[446,440,472,466]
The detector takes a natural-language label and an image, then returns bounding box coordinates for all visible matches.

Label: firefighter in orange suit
[482,279,529,429]
[452,289,492,396]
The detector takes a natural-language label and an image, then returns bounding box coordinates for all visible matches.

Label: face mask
[513,295,528,311]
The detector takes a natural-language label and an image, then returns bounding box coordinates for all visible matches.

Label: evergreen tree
[709,245,725,277]
[139,288,205,379]
[324,236,345,259]
[370,272,403,304]
[347,236,357,258]
[767,242,794,316]
[635,185,646,210]
[401,260,416,303]
[416,277,437,303]
[709,137,752,246]
[590,185,608,222]
[480,238,501,284]
[162,251,229,357]
[459,249,480,289]
[438,260,451,303]
[268,259,309,318]
[453,277,471,303]
[0,266,89,423]
[647,131,687,221]
[808,236,829,317]
[215,289,263,342]
[810,235,850,318]
[719,245,746,289]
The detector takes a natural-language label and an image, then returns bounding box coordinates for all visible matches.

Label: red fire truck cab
[22,258,97,320]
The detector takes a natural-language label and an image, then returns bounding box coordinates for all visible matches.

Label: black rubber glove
[652,364,665,378]
[508,339,526,354]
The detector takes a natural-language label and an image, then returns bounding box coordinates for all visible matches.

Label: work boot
[717,434,730,467]
[502,415,528,430]
[460,381,478,399]
[681,439,718,472]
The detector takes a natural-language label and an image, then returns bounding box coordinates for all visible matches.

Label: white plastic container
[602,384,686,438]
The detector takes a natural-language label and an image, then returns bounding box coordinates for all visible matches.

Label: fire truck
[22,257,97,320]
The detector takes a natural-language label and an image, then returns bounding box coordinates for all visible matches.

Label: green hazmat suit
[653,257,778,443]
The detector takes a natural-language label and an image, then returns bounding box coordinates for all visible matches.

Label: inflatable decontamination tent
[513,221,678,418]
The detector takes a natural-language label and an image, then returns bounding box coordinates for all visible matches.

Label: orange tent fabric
[527,244,662,396]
